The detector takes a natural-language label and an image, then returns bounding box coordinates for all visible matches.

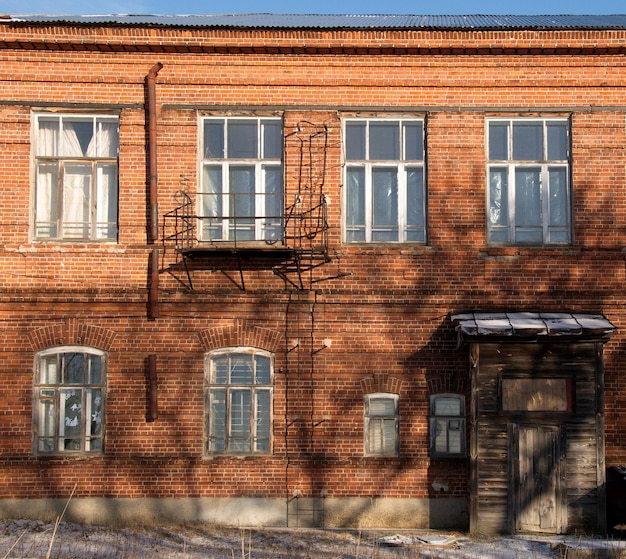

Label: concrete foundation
[0,497,468,529]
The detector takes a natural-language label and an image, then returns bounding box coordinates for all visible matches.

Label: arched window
[429,393,466,458]
[364,393,399,457]
[34,347,106,455]
[205,348,273,454]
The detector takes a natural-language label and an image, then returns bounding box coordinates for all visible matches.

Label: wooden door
[512,425,563,533]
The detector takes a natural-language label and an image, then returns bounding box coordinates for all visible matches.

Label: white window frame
[429,393,466,458]
[364,393,399,457]
[486,117,571,246]
[205,347,274,455]
[33,346,106,455]
[343,117,426,244]
[199,116,284,243]
[33,113,119,241]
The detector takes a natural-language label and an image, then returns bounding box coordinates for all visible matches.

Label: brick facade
[0,15,625,532]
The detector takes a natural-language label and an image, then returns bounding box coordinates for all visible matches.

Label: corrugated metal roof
[451,311,616,341]
[4,14,626,30]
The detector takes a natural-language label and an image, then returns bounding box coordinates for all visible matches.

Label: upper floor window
[34,114,119,241]
[364,393,399,457]
[429,393,466,458]
[200,117,283,243]
[205,348,273,454]
[344,118,426,243]
[487,118,571,245]
[34,347,106,455]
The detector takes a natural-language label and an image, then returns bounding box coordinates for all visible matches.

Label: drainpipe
[145,62,163,320]
[146,62,163,244]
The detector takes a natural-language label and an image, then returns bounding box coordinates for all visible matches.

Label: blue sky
[1,0,625,16]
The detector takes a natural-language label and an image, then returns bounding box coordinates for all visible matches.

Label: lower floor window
[205,348,273,454]
[34,347,106,454]
[364,393,399,456]
[430,393,466,457]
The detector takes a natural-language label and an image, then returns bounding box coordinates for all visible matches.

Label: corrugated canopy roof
[451,312,616,342]
[4,14,626,30]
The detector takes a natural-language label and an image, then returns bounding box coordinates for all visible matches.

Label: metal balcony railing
[163,190,328,254]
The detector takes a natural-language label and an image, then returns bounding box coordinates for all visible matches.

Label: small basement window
[430,393,466,458]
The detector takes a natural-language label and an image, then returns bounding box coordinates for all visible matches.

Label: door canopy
[451,312,616,345]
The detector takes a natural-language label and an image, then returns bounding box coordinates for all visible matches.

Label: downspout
[146,62,163,320]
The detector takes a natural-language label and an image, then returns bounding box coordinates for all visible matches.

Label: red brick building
[0,13,625,534]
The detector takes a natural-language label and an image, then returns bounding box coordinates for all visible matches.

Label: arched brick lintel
[28,319,117,352]
[197,319,283,354]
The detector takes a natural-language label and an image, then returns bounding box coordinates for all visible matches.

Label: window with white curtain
[429,394,466,458]
[34,347,106,455]
[205,348,273,454]
[344,118,426,243]
[487,118,571,245]
[200,117,283,243]
[364,393,399,457]
[34,113,119,241]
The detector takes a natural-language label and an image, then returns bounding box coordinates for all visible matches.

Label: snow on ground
[0,519,625,558]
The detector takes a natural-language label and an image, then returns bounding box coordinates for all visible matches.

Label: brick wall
[0,21,625,526]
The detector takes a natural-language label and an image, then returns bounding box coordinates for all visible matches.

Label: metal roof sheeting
[451,312,616,341]
[4,14,626,30]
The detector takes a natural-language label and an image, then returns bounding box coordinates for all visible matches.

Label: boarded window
[501,377,572,412]
[364,393,399,457]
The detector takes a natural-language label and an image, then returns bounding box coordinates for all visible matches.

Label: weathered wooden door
[512,425,563,533]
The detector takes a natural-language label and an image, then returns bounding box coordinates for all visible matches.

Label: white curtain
[36,117,117,239]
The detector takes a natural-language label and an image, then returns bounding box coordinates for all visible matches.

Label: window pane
[210,389,226,451]
[381,419,397,454]
[513,122,543,160]
[35,162,59,238]
[372,168,398,241]
[515,168,542,226]
[63,353,85,384]
[262,120,282,160]
[229,389,251,452]
[202,165,223,241]
[88,389,103,436]
[230,354,253,384]
[547,122,568,160]
[434,418,448,452]
[39,395,56,439]
[204,120,224,158]
[88,354,103,384]
[369,397,396,416]
[255,390,271,452]
[60,388,82,438]
[263,165,283,241]
[37,117,60,157]
[346,167,365,241]
[549,168,568,227]
[346,122,366,160]
[212,355,228,384]
[370,122,399,160]
[63,162,91,238]
[434,397,461,416]
[255,354,271,384]
[406,167,425,241]
[40,355,58,384]
[96,163,118,240]
[489,122,509,161]
[489,168,508,226]
[96,120,119,158]
[227,120,257,159]
[229,166,255,240]
[403,122,423,160]
[229,166,255,215]
[62,118,94,157]
[447,422,462,454]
